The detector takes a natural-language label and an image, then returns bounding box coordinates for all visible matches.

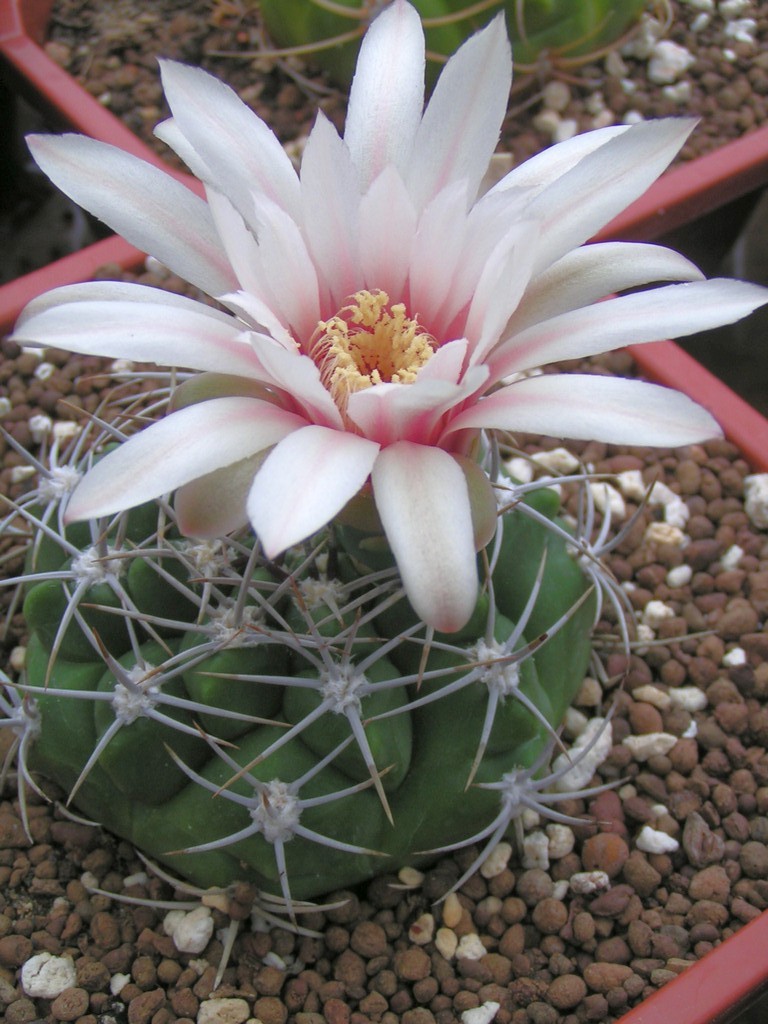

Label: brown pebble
[50,988,89,1022]
[688,865,731,904]
[582,834,629,879]
[393,948,431,982]
[532,898,568,935]
[350,921,388,958]
[682,812,725,867]
[126,988,166,1024]
[583,962,634,993]
[548,973,587,1010]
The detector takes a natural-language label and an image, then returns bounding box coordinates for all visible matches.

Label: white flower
[13,0,768,631]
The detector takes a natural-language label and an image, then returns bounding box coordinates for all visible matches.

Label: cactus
[258,0,648,87]
[1,408,613,912]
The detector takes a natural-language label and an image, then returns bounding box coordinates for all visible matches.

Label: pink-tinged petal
[443,373,723,447]
[65,398,306,522]
[27,135,237,298]
[508,243,704,335]
[154,117,212,180]
[408,181,470,325]
[524,119,696,273]
[301,113,361,305]
[358,167,417,298]
[417,337,468,385]
[159,60,301,224]
[464,221,538,366]
[16,280,217,323]
[219,290,296,351]
[407,14,511,210]
[346,378,461,447]
[175,452,266,537]
[247,426,380,556]
[490,279,768,381]
[487,124,629,199]
[254,335,344,429]
[13,297,265,379]
[205,191,270,301]
[344,0,425,191]
[249,194,322,340]
[371,443,478,631]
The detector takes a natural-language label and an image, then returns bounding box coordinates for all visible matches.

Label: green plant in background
[2,0,766,921]
[259,0,649,87]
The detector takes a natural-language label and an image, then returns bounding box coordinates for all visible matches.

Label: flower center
[312,290,435,405]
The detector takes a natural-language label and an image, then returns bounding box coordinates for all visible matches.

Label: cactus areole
[4,1,768,913]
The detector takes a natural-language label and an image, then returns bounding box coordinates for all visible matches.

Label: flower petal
[247,426,380,556]
[444,373,723,447]
[490,279,768,381]
[301,113,361,306]
[254,336,344,429]
[13,294,265,378]
[408,180,470,326]
[523,119,696,273]
[407,14,512,209]
[65,398,306,522]
[507,242,704,334]
[371,442,478,631]
[344,0,425,191]
[159,60,301,224]
[358,166,417,298]
[27,134,237,298]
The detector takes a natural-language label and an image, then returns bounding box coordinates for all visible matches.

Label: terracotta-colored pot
[2,5,768,1019]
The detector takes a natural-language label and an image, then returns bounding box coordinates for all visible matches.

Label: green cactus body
[15,470,598,903]
[259,1,646,87]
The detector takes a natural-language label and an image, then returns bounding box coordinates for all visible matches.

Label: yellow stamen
[312,290,435,406]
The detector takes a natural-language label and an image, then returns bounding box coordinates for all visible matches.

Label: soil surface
[2,3,768,1024]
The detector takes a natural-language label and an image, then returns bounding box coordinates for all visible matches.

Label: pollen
[312,290,435,405]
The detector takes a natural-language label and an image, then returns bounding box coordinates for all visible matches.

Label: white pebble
[644,522,687,548]
[480,841,512,878]
[542,80,571,111]
[591,109,616,130]
[462,1001,501,1024]
[456,933,488,961]
[662,82,693,104]
[503,456,534,484]
[683,720,698,739]
[110,358,135,373]
[623,109,644,125]
[164,906,214,954]
[617,469,646,499]
[546,824,575,860]
[442,892,463,929]
[636,825,680,854]
[669,686,708,712]
[435,927,458,960]
[691,12,711,31]
[533,109,563,138]
[522,831,550,870]
[197,997,251,1024]
[10,465,36,484]
[569,870,611,895]
[590,482,625,519]
[10,646,26,672]
[110,973,131,995]
[521,808,540,831]
[29,413,52,443]
[20,345,44,359]
[618,784,638,800]
[21,953,76,999]
[553,717,613,791]
[532,447,580,474]
[52,420,81,443]
[33,361,55,381]
[664,496,690,529]
[723,647,747,667]
[563,706,589,738]
[398,866,425,888]
[720,0,750,16]
[680,0,713,10]
[725,18,757,43]
[642,600,676,629]
[623,732,678,760]
[409,913,435,945]
[0,397,10,417]
[632,685,672,710]
[648,41,695,84]
[666,564,692,588]
[605,50,628,77]
[553,119,579,143]
[745,474,768,527]
[574,676,603,708]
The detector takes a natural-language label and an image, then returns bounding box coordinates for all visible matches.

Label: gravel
[3,2,768,1022]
